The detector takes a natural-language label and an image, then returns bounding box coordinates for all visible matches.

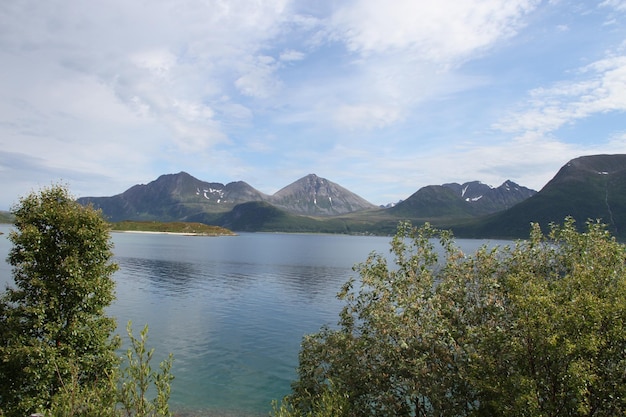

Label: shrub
[280,219,626,416]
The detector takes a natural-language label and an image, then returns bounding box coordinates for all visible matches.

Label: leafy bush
[278,218,626,416]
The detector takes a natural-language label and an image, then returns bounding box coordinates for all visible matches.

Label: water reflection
[116,252,354,305]
[117,256,202,294]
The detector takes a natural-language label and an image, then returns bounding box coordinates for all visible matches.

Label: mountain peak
[544,154,626,191]
[271,174,375,216]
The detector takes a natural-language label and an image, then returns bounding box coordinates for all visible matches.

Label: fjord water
[108,231,396,416]
[0,224,504,416]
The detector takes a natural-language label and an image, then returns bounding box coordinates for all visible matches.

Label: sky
[1,0,626,209]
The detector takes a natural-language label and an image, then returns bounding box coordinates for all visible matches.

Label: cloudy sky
[1,0,626,209]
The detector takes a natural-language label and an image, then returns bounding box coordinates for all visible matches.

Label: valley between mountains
[78,154,626,239]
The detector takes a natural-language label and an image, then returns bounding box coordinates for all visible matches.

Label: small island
[110,220,236,236]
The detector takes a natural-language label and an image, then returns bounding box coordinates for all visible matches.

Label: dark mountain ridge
[389,180,536,219]
[78,172,269,222]
[444,180,536,213]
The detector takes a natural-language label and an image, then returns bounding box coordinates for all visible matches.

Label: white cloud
[601,0,626,12]
[0,0,292,165]
[494,54,626,137]
[329,0,540,63]
[271,0,540,132]
[166,118,227,152]
[235,55,283,99]
[333,104,402,130]
[130,49,177,78]
[279,49,306,61]
[173,100,215,122]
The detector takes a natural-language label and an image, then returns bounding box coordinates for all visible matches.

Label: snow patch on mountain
[197,187,225,202]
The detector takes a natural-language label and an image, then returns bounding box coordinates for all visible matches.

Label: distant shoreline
[111,229,235,237]
[108,220,236,236]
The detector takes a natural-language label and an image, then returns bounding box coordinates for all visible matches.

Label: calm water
[0,224,506,416]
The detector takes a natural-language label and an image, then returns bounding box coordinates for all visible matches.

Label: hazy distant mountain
[380,200,403,209]
[78,172,268,222]
[269,174,377,216]
[0,210,14,223]
[457,154,626,238]
[388,180,536,219]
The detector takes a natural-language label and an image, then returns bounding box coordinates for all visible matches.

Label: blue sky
[1,0,625,209]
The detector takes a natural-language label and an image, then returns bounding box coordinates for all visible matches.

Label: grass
[110,220,236,236]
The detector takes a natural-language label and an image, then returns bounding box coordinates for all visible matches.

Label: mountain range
[388,180,536,218]
[78,172,378,222]
[77,154,626,239]
[78,174,532,225]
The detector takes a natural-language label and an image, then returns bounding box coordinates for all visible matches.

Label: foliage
[46,361,118,417]
[280,218,626,416]
[43,323,173,417]
[0,185,120,416]
[272,380,350,417]
[117,322,174,417]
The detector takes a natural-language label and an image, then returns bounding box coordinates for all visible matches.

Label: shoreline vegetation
[109,220,236,236]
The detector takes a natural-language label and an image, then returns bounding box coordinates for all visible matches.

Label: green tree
[279,219,626,416]
[117,322,174,417]
[0,185,120,416]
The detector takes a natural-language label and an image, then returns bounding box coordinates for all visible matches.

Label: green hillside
[110,220,235,235]
[453,155,626,239]
[389,185,477,218]
[0,211,15,223]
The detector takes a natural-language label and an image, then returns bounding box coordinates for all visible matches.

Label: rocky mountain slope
[269,174,377,216]
[443,180,536,214]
